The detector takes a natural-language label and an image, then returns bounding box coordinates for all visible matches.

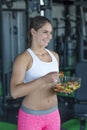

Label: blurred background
[0,0,87,130]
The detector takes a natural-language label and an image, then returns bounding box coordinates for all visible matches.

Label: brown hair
[28,16,52,47]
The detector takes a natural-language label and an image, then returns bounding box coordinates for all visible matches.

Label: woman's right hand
[42,72,59,88]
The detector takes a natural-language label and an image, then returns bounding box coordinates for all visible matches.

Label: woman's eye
[43,31,47,33]
[43,31,52,34]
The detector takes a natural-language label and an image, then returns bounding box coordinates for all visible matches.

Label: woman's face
[31,22,53,47]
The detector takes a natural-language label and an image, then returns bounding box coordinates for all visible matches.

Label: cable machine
[75,0,87,62]
[0,0,29,112]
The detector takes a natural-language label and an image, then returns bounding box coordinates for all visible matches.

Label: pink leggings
[18,105,61,130]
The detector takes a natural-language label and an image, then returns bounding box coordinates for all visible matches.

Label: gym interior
[0,0,87,130]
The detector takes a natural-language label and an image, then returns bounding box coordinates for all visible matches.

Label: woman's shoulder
[17,49,33,58]
[47,49,59,62]
[13,50,32,67]
[47,49,59,57]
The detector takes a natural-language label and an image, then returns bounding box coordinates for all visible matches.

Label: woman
[10,16,61,130]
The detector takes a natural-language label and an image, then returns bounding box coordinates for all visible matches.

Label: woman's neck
[30,47,46,55]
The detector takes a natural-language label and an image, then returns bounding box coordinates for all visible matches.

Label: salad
[53,72,81,94]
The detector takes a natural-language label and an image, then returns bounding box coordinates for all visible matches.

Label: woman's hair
[28,16,52,47]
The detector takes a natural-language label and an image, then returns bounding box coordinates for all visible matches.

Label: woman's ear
[31,28,36,35]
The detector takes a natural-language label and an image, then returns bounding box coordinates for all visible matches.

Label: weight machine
[0,0,53,116]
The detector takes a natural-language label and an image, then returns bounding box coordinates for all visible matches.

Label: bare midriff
[22,87,58,110]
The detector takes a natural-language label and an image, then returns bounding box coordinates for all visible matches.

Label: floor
[0,95,75,129]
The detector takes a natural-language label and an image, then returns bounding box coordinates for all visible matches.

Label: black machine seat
[62,62,87,130]
[74,62,87,130]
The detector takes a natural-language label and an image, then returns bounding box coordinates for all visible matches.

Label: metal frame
[0,0,29,111]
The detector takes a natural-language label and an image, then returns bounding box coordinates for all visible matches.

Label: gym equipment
[62,62,87,130]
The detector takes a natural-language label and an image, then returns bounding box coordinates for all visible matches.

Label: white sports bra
[24,48,59,83]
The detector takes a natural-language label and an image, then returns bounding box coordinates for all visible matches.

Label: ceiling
[53,0,74,4]
[53,0,87,6]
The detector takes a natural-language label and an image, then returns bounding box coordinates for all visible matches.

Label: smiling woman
[10,16,61,130]
[28,16,53,48]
